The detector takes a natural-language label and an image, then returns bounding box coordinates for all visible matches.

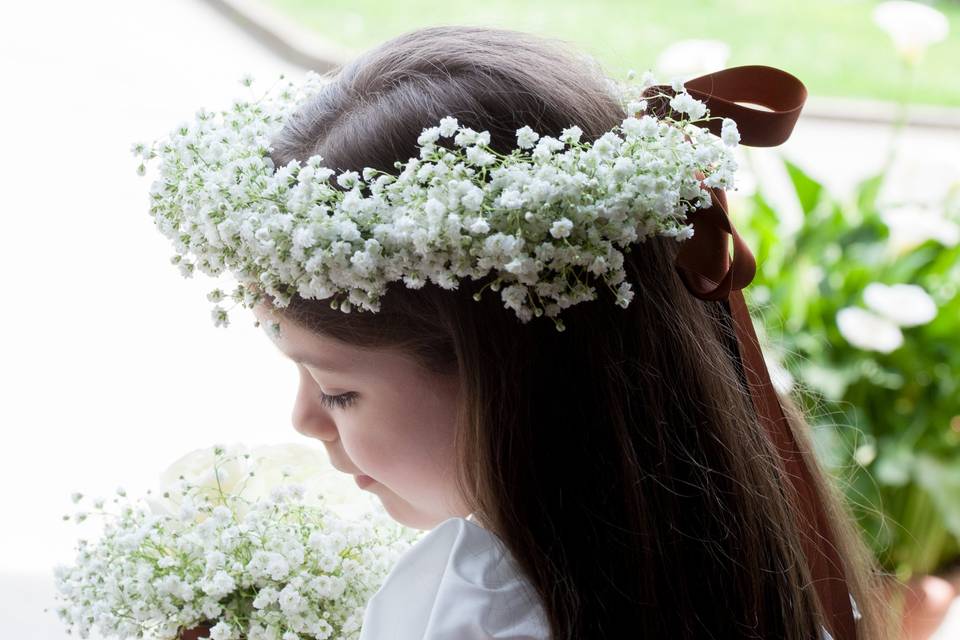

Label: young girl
[152,24,895,640]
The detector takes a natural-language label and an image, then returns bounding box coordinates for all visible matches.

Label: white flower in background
[872,1,949,64]
[836,307,904,353]
[853,440,878,466]
[655,39,731,81]
[863,282,938,327]
[764,353,795,395]
[880,204,960,255]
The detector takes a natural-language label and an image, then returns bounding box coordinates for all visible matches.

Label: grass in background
[263,0,960,107]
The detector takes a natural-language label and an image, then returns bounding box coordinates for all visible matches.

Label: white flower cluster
[53,445,421,640]
[133,71,740,331]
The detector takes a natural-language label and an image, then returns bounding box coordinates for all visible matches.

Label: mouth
[354,474,376,489]
[327,453,360,476]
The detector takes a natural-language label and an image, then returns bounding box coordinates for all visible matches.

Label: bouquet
[51,444,421,640]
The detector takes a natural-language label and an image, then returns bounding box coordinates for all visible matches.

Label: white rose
[243,443,352,500]
[145,443,252,519]
[148,442,379,522]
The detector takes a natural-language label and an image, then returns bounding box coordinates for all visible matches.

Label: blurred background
[1,0,957,637]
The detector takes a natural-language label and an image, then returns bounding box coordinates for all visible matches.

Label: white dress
[358,514,861,640]
[358,514,549,639]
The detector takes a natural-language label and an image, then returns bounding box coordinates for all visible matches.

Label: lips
[326,451,361,476]
[354,474,376,489]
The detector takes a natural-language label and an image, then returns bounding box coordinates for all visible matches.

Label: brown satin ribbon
[643,65,857,640]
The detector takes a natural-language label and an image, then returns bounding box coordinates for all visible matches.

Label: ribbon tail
[653,64,856,637]
[726,290,857,640]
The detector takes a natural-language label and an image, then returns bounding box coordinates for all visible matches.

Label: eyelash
[317,390,359,410]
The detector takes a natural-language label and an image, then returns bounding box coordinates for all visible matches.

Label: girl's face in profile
[253,304,468,530]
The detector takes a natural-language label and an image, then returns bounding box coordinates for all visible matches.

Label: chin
[376,493,439,530]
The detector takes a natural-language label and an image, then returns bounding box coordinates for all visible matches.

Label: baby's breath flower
[438,116,459,137]
[54,444,418,640]
[559,125,583,144]
[465,145,496,167]
[669,91,708,121]
[212,306,230,328]
[209,620,236,640]
[550,218,574,239]
[417,126,441,146]
[721,117,741,147]
[336,170,360,189]
[515,125,539,149]
[136,69,737,333]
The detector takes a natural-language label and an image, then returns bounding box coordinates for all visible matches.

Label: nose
[291,367,338,442]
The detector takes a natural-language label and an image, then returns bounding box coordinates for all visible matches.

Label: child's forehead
[253,307,420,376]
[255,310,338,353]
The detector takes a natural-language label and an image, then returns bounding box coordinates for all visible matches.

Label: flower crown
[133,70,741,332]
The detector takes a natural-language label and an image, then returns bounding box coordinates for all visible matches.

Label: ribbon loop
[641,64,808,147]
[674,186,757,302]
[650,65,858,640]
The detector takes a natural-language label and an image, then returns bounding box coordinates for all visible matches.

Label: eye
[317,390,359,410]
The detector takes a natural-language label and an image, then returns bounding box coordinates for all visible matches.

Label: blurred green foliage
[265,0,960,106]
[736,153,960,578]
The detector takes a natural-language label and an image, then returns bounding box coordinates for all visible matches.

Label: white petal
[873,1,949,59]
[863,282,937,327]
[836,307,904,353]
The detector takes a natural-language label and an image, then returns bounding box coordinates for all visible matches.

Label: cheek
[344,388,458,485]
[333,405,405,476]
[395,399,459,491]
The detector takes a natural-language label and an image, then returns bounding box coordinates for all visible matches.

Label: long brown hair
[267,25,894,639]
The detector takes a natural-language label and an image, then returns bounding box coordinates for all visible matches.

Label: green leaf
[854,170,887,214]
[887,244,941,281]
[783,158,823,216]
[912,454,960,539]
[742,191,782,277]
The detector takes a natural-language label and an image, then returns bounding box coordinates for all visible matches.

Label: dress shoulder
[358,516,550,640]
